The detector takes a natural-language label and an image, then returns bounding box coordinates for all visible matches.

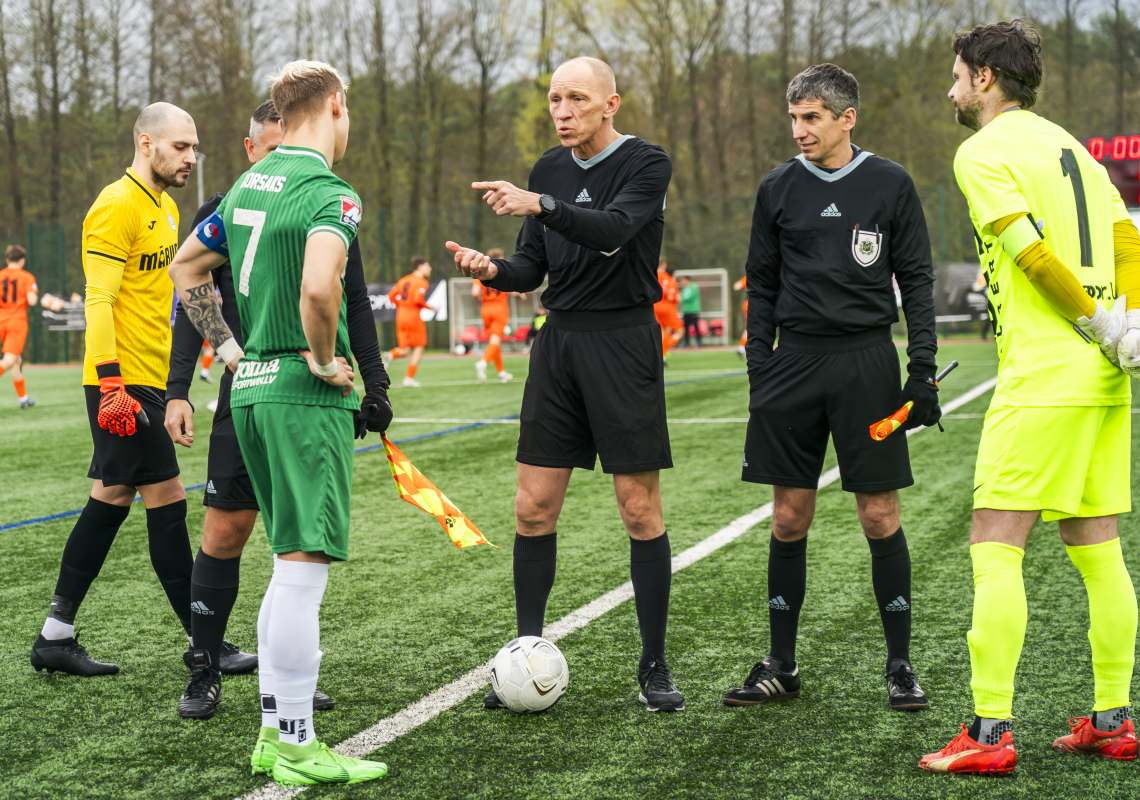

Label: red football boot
[919,724,1017,775]
[1052,717,1137,760]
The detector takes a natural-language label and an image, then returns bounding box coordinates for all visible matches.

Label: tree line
[1,0,1138,293]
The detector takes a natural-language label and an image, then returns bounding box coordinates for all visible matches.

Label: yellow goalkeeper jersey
[81,168,180,388]
[954,110,1132,407]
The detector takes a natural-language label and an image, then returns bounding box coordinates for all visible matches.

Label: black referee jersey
[486,136,671,313]
[744,147,936,379]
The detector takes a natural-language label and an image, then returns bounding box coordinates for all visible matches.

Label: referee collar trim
[573,134,634,170]
[125,168,162,207]
[795,149,873,183]
[275,146,330,170]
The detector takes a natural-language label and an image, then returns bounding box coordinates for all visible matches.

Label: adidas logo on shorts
[820,203,841,217]
[769,595,790,611]
[885,596,910,611]
[575,189,592,203]
[206,480,217,494]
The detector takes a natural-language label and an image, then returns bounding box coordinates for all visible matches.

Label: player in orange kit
[472,248,526,384]
[654,257,683,364]
[384,257,434,387]
[0,245,39,408]
[734,275,747,359]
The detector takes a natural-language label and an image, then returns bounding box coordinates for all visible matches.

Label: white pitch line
[237,375,997,800]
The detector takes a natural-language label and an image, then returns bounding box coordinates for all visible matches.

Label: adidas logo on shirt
[769,595,790,611]
[575,189,592,203]
[206,480,217,494]
[820,203,841,217]
[191,601,214,615]
[885,596,910,611]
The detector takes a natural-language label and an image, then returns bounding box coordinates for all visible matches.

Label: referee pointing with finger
[720,64,940,712]
[446,56,684,713]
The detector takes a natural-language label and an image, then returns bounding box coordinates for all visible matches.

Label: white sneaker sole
[638,691,685,712]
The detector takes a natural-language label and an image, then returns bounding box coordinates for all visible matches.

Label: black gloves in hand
[899,373,941,431]
[355,382,394,439]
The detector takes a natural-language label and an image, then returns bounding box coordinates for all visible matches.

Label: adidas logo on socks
[575,189,592,203]
[885,596,910,611]
[191,600,214,615]
[820,203,841,217]
[768,595,790,611]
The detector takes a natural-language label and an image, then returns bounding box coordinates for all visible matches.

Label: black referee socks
[868,527,911,665]
[514,532,557,638]
[191,549,242,667]
[631,532,672,669]
[768,534,807,667]
[146,500,195,635]
[52,497,131,616]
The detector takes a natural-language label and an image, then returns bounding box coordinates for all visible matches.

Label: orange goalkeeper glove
[95,361,148,437]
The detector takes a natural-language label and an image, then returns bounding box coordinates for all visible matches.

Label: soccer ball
[453,344,467,355]
[490,636,568,713]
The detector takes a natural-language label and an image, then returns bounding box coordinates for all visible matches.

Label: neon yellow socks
[968,542,1027,719]
[1066,538,1137,712]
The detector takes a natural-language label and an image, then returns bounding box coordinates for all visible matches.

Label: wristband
[997,214,1043,260]
[215,337,244,364]
[313,358,338,377]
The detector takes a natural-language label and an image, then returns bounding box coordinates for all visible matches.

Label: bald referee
[447,56,682,713]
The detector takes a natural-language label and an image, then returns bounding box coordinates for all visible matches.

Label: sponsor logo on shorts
[232,358,280,391]
[206,480,217,494]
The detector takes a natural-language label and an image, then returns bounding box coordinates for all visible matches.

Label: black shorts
[742,330,912,493]
[518,310,672,474]
[203,371,259,510]
[85,384,180,487]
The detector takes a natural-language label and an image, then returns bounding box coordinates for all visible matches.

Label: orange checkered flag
[382,435,498,549]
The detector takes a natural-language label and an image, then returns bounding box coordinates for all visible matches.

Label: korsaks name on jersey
[239,172,287,193]
[232,358,280,390]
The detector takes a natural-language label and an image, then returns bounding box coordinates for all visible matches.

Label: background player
[447,56,684,713]
[724,64,940,713]
[733,276,747,357]
[29,104,254,677]
[472,247,524,383]
[0,244,38,408]
[678,273,701,347]
[199,342,215,383]
[384,257,433,387]
[170,60,388,786]
[165,98,392,720]
[921,20,1140,774]
[654,257,683,364]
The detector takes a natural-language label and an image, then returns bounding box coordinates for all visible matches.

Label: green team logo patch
[232,358,281,391]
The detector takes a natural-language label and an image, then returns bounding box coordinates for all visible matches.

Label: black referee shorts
[203,371,259,510]
[85,384,180,487]
[518,310,672,474]
[742,330,912,493]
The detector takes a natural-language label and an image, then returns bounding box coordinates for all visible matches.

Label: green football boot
[272,739,388,786]
[250,726,279,775]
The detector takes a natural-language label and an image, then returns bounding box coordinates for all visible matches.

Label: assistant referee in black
[720,64,940,713]
[446,56,683,713]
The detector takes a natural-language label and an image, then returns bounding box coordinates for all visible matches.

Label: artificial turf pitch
[2,342,1138,799]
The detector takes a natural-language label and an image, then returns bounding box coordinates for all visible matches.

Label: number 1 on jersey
[1060,149,1093,267]
[233,208,267,296]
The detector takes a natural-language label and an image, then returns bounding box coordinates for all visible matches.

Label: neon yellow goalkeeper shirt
[954,109,1132,407]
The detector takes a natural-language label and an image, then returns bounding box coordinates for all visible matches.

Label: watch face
[542,195,556,213]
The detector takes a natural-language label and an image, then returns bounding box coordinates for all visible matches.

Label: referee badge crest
[851,225,883,267]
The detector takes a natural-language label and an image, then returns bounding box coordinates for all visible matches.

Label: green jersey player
[169,60,387,787]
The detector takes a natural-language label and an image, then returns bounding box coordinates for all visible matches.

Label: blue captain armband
[195,212,229,254]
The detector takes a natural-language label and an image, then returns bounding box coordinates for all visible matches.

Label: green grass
[2,343,1138,799]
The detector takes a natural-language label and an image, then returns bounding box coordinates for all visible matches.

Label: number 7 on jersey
[233,208,267,296]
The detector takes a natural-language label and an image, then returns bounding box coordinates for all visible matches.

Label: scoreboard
[1081,135,1140,208]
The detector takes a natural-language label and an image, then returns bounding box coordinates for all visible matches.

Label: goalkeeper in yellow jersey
[920,20,1140,775]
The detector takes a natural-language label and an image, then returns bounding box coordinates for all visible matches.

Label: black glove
[899,373,941,431]
[355,382,394,439]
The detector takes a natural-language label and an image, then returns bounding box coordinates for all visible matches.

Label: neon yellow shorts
[974,405,1131,521]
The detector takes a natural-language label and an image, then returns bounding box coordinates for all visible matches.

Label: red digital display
[1082,135,1140,208]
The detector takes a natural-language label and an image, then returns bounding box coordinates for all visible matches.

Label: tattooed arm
[168,236,242,368]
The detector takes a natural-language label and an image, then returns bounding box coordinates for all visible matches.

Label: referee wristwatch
[536,194,557,220]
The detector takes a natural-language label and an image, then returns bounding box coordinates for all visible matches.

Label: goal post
[673,268,730,346]
[449,277,549,354]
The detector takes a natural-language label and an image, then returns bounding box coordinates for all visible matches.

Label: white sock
[257,566,279,730]
[268,559,329,746]
[41,617,74,640]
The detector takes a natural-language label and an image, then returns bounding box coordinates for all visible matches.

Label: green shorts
[974,404,1131,521]
[233,402,355,561]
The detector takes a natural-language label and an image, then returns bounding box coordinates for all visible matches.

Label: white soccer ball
[490,636,568,713]
[453,344,467,355]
